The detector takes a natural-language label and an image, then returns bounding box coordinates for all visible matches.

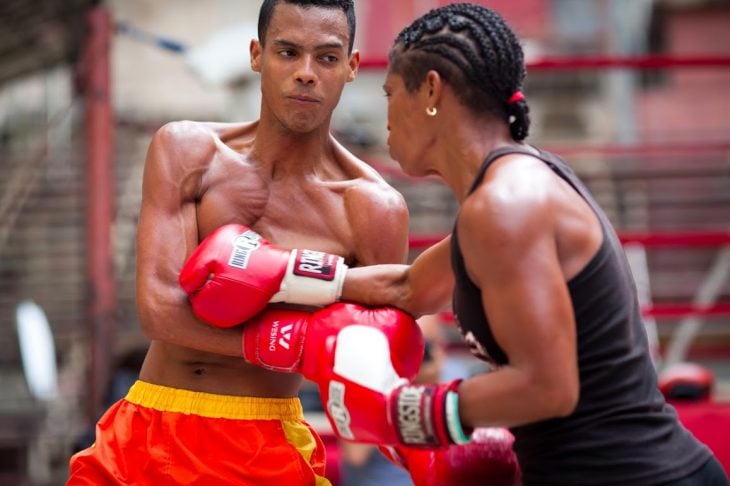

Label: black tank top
[451,146,711,485]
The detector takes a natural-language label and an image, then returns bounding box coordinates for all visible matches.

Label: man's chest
[196,178,355,263]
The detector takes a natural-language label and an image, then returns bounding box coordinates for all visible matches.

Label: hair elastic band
[507,91,525,105]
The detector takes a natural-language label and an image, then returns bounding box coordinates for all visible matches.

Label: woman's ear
[424,70,444,108]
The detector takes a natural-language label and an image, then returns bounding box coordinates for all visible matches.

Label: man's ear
[250,39,262,73]
[347,49,360,83]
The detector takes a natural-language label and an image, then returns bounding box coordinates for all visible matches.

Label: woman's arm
[454,167,580,429]
[340,235,454,317]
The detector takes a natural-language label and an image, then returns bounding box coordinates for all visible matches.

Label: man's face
[251,4,358,133]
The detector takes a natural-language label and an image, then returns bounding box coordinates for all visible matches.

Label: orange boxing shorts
[67,381,330,485]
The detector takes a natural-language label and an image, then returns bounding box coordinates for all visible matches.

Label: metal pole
[84,4,116,422]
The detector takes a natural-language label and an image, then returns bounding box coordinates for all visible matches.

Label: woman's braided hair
[389,3,530,141]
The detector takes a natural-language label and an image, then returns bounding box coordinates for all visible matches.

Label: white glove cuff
[270,249,347,306]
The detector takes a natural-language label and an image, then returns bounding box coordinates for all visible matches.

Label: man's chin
[284,117,321,135]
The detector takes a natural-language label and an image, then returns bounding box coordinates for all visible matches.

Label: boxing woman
[264,4,729,485]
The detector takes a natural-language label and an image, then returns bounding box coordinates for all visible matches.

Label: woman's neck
[434,116,517,203]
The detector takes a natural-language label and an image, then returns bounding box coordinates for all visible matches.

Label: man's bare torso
[137,120,406,397]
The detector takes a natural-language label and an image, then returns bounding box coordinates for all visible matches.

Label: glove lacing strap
[392,379,472,447]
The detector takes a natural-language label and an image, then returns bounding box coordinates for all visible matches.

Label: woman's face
[382,71,431,176]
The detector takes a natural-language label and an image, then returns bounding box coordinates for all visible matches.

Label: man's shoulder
[154,120,256,144]
[327,139,406,213]
[344,175,410,264]
[149,120,259,166]
[330,139,398,188]
[150,120,214,152]
[336,158,405,210]
[344,166,409,233]
[350,175,406,208]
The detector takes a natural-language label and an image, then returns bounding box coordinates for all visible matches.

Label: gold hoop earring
[426,107,437,117]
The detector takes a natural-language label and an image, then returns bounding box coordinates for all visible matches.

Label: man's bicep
[136,197,198,288]
[136,132,201,309]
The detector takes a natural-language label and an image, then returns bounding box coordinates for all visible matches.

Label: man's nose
[295,56,316,85]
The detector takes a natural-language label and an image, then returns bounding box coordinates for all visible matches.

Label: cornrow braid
[389,3,530,141]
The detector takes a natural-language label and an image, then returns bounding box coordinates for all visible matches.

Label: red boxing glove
[244,302,468,449]
[241,302,424,381]
[320,376,471,447]
[179,224,347,327]
[306,313,470,447]
[381,428,521,486]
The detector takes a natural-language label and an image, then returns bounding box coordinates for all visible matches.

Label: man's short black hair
[258,0,356,54]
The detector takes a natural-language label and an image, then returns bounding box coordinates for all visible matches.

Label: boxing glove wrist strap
[391,380,471,448]
[269,250,347,306]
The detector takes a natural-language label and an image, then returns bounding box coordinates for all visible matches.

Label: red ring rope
[358,54,730,71]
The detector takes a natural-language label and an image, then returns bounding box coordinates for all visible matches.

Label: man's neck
[252,118,335,176]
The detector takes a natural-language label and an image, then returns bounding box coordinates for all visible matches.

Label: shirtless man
[67,1,409,484]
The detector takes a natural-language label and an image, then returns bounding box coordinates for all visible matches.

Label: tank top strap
[467,145,543,196]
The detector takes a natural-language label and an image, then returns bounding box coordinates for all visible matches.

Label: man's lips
[288,94,320,103]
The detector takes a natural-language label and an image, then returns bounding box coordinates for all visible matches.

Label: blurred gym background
[0,0,729,484]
